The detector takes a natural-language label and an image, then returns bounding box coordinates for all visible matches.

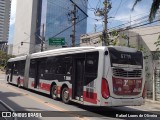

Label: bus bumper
[101,97,144,106]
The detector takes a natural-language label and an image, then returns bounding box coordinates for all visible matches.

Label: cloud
[87,10,103,25]
[87,10,104,33]
[113,1,150,26]
[10,0,17,25]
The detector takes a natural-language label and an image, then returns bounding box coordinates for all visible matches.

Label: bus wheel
[62,87,70,104]
[51,85,57,100]
[7,76,9,83]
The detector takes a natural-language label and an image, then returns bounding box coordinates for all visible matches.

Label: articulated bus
[6,46,145,106]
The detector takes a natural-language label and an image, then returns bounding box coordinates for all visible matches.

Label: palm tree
[132,0,160,22]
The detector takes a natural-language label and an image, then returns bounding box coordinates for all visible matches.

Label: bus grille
[112,68,142,77]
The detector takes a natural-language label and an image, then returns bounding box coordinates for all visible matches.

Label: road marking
[0,83,90,120]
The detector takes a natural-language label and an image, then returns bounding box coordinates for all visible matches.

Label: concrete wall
[80,32,103,47]
[130,25,160,51]
[12,0,38,56]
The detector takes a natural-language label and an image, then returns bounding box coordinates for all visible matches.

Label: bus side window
[38,60,46,79]
[66,66,72,75]
[85,52,99,86]
[56,56,72,75]
[29,60,36,78]
[56,66,63,74]
[13,62,18,75]
[85,52,99,74]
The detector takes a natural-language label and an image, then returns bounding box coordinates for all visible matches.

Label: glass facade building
[37,0,88,50]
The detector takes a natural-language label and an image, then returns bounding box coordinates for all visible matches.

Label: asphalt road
[0,73,160,120]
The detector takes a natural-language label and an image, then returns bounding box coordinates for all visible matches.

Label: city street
[0,0,160,120]
[0,72,160,120]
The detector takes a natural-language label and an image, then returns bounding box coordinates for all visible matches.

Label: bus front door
[34,61,40,88]
[10,63,14,82]
[73,59,85,101]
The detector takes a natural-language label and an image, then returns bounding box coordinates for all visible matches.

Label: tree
[132,0,160,22]
[0,50,15,70]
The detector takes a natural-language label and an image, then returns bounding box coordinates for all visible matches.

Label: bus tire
[7,76,9,83]
[62,87,70,104]
[51,85,58,100]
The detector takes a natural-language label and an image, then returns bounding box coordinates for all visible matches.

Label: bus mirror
[105,51,108,55]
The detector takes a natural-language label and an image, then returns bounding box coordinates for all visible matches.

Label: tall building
[12,0,39,55]
[0,0,11,51]
[12,0,88,55]
[41,0,88,50]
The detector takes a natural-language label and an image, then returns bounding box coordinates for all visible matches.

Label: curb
[145,99,160,104]
[0,72,5,74]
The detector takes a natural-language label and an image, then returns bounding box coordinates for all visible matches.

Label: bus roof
[7,46,139,61]
[31,46,105,59]
[108,46,138,52]
[8,55,27,62]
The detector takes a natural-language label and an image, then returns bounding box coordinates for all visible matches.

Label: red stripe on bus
[31,82,50,92]
[83,91,97,104]
[31,81,34,87]
[39,83,50,92]
[57,86,61,94]
[20,79,24,84]
[69,88,72,97]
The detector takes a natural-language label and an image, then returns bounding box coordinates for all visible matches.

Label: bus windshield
[108,48,143,68]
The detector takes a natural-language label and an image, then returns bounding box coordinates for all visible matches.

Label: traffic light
[21,42,23,46]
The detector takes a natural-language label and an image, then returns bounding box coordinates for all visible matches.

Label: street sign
[49,38,65,45]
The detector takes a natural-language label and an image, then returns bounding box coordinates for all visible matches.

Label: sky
[8,0,153,44]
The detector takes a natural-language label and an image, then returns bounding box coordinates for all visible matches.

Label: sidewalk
[123,99,160,111]
[0,70,5,74]
[145,99,160,105]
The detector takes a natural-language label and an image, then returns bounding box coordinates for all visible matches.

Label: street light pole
[41,24,45,52]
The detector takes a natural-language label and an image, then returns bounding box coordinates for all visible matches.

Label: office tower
[0,0,11,51]
[12,0,88,55]
[12,0,39,55]
[40,0,88,50]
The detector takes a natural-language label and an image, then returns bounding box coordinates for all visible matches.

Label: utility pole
[94,24,97,32]
[103,0,108,46]
[68,3,77,47]
[41,24,45,52]
[95,0,111,46]
[72,4,76,47]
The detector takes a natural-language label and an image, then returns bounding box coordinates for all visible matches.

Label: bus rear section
[101,47,145,106]
[6,56,26,87]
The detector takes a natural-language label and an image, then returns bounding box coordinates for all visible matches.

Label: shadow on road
[6,83,160,119]
[0,84,41,120]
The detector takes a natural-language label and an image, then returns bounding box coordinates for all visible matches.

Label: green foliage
[109,30,120,46]
[0,50,15,69]
[132,0,160,22]
[132,0,142,11]
[110,30,119,36]
[110,38,118,46]
[154,35,160,51]
[121,34,129,40]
